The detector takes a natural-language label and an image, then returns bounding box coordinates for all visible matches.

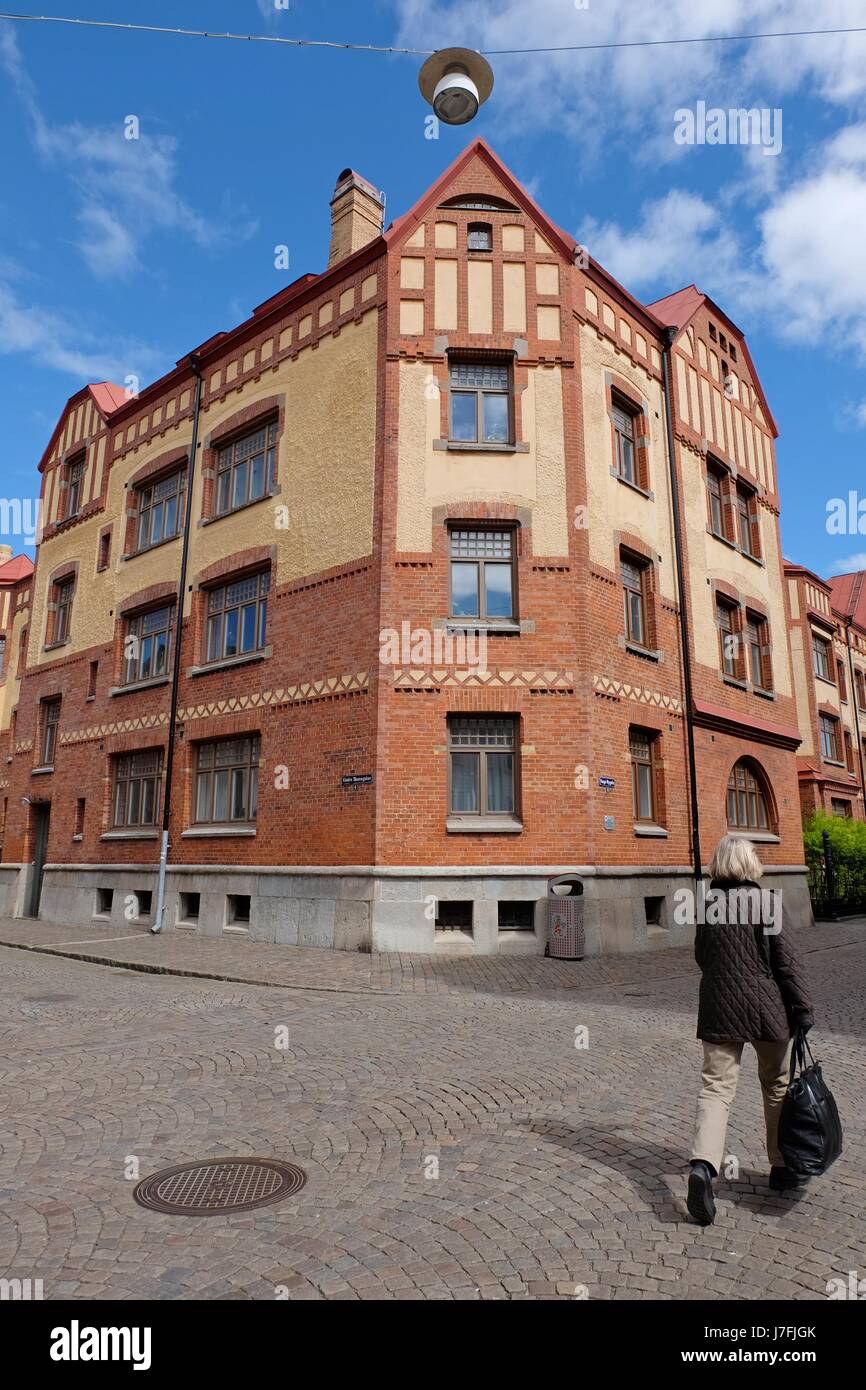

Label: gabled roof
[647,283,778,438]
[89,382,128,414]
[0,553,34,584]
[385,136,578,263]
[829,571,866,630]
[783,558,833,593]
[38,381,127,472]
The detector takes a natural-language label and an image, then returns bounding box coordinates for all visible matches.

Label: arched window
[726,759,774,832]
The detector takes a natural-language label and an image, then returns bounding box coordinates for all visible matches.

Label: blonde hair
[709,833,764,883]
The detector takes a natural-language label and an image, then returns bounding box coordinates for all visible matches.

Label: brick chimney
[328,168,384,268]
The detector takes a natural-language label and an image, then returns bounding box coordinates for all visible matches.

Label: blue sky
[2,0,866,577]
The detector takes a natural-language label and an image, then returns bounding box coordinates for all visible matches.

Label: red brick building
[785,562,866,820]
[0,140,811,953]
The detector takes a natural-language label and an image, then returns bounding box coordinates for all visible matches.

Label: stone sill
[31,765,54,776]
[439,441,520,455]
[611,467,653,501]
[624,641,662,662]
[181,826,257,838]
[109,676,171,698]
[43,641,70,654]
[123,534,181,563]
[199,488,281,528]
[187,647,271,678]
[634,823,668,838]
[446,815,523,834]
[444,621,521,636]
[100,831,159,841]
[740,832,781,844]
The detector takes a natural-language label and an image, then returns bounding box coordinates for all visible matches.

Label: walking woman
[687,834,814,1225]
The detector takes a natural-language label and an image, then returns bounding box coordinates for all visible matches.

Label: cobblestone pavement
[0,920,864,1301]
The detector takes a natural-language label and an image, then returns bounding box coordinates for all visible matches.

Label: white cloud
[581,190,738,290]
[0,22,257,281]
[828,553,866,575]
[394,0,866,153]
[0,276,164,383]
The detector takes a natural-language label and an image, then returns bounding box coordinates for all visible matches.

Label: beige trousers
[691,1039,792,1175]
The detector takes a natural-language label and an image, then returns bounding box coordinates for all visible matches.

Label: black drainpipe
[152,355,204,933]
[661,326,703,884]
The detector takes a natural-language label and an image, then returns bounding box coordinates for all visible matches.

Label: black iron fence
[807,830,866,919]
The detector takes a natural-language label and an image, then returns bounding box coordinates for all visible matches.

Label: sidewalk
[1,913,863,997]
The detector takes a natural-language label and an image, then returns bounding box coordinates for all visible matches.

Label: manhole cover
[133,1158,306,1215]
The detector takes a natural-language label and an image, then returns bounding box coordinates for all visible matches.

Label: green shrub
[803,810,866,856]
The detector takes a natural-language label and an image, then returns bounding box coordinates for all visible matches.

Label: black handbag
[778,1028,843,1176]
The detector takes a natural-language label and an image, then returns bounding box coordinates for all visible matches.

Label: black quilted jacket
[695,879,814,1042]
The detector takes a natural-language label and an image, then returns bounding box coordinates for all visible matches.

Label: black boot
[687,1161,717,1225]
[769,1166,807,1191]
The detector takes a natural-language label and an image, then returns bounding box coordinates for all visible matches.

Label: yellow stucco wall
[683,458,792,697]
[28,308,379,661]
[581,327,676,599]
[396,361,569,557]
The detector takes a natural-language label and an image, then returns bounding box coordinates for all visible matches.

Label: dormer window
[467,222,492,252]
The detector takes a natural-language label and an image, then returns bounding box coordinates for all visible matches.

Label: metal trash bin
[545,875,585,960]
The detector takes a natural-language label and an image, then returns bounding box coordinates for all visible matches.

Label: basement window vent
[498,901,535,931]
[435,900,473,930]
[178,892,201,924]
[134,890,153,920]
[95,887,114,918]
[226,894,251,927]
[645,895,666,928]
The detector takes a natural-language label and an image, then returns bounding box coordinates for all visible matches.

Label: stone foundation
[3,861,814,956]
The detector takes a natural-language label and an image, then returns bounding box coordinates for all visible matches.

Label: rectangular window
[97,530,111,571]
[74,798,85,836]
[448,716,516,817]
[88,660,98,698]
[621,555,647,647]
[467,222,492,251]
[123,605,174,685]
[746,614,771,690]
[449,528,514,621]
[0,636,5,677]
[736,484,760,558]
[845,731,855,773]
[449,360,511,446]
[205,572,270,664]
[717,600,738,678]
[194,736,260,826]
[831,798,852,818]
[820,714,839,762]
[856,669,866,710]
[629,727,657,823]
[837,660,848,702]
[813,634,831,681]
[706,465,725,538]
[612,398,637,485]
[40,697,60,766]
[65,453,85,519]
[112,749,163,829]
[215,421,278,516]
[136,469,186,552]
[53,578,74,644]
